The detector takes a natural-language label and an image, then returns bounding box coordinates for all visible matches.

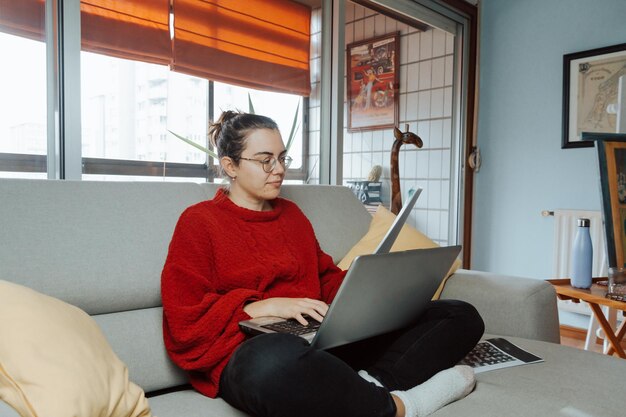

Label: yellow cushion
[338,205,461,299]
[0,280,152,417]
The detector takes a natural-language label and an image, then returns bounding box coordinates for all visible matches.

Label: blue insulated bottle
[571,218,593,289]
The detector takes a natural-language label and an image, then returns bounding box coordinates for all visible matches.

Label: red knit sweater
[161,188,346,398]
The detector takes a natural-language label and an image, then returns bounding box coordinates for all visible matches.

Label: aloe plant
[284,100,300,154]
[248,93,256,114]
[169,93,300,161]
[167,130,218,159]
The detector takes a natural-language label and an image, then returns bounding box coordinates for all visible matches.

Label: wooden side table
[548,278,626,358]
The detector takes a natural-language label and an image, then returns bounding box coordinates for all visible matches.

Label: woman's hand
[243,297,329,325]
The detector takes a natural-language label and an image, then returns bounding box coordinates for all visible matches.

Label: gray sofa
[1,178,624,417]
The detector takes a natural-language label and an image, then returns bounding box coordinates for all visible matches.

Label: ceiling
[294,1,478,11]
[294,0,322,8]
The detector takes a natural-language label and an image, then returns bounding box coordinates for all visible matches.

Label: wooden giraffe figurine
[390,124,423,214]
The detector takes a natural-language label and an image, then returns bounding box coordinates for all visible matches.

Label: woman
[161,110,484,417]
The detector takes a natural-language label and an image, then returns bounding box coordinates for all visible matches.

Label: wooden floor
[561,333,603,353]
[559,325,626,355]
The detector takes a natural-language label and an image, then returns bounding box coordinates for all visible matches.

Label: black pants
[219,300,484,417]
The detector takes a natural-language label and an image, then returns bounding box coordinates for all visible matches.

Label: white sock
[391,365,475,417]
[358,369,384,387]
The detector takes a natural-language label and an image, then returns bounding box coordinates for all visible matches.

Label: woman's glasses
[239,155,293,173]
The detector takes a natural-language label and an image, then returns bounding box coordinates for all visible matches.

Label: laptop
[239,189,460,349]
[373,187,422,255]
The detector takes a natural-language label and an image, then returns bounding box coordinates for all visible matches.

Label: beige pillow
[338,205,461,299]
[0,280,151,417]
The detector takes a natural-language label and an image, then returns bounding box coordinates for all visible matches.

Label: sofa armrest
[440,269,560,344]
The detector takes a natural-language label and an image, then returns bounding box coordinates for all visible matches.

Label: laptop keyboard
[261,318,321,335]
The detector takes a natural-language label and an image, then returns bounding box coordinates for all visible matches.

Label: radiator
[550,209,608,315]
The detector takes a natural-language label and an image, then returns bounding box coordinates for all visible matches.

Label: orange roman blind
[172,0,311,96]
[0,0,311,95]
[0,0,170,65]
[0,0,45,41]
[81,0,170,65]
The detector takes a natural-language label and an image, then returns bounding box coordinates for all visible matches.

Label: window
[0,32,47,178]
[0,0,313,182]
[80,52,307,181]
[81,52,209,168]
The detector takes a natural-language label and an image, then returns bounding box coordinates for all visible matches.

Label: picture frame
[562,42,626,149]
[346,32,399,132]
[583,132,626,267]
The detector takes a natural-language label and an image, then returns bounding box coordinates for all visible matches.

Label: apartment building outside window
[0,32,47,178]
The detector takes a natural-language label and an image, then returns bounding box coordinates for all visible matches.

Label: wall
[473,0,626,278]
[342,1,458,245]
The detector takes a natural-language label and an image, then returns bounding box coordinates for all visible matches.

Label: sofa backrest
[0,179,207,315]
[0,179,371,393]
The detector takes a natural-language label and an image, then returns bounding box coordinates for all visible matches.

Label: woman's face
[223,128,287,210]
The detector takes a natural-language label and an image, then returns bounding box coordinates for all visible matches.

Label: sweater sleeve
[316,241,347,304]
[161,208,261,378]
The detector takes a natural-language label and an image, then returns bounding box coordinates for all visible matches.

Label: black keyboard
[261,318,321,336]
[460,341,516,367]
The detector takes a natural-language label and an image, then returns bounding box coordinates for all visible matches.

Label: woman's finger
[294,312,309,326]
[301,299,329,315]
[303,308,324,323]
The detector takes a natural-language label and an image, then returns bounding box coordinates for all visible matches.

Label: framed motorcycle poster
[347,32,399,132]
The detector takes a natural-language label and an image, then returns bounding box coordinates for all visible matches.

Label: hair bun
[209,110,242,147]
[218,110,241,125]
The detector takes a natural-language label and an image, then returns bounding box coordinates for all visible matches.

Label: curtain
[0,0,310,95]
[0,0,170,65]
[81,0,170,65]
[0,0,45,41]
[172,0,311,96]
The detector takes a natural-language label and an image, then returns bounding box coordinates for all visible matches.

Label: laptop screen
[373,187,422,254]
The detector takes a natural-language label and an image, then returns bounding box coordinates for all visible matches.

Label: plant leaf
[168,130,218,159]
[305,156,319,184]
[248,93,256,114]
[285,100,300,152]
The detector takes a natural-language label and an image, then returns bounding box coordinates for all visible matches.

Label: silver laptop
[373,188,422,254]
[239,188,458,348]
[239,245,461,350]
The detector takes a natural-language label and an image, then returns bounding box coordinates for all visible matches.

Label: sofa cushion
[148,390,250,417]
[0,179,208,315]
[0,280,151,417]
[431,335,626,417]
[93,308,188,393]
[337,205,461,298]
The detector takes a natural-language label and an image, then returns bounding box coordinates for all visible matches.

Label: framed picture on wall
[584,132,626,267]
[562,42,626,149]
[346,32,399,132]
